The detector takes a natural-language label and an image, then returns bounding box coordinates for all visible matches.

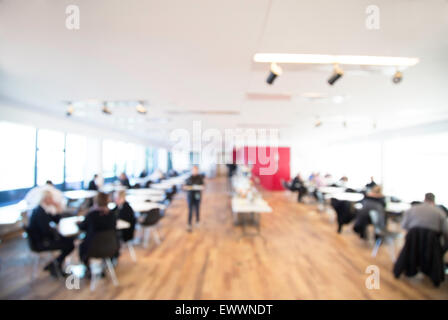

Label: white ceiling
[1,0,448,147]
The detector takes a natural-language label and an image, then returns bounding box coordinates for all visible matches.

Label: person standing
[184,166,205,232]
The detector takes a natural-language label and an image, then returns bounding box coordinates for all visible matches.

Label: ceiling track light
[266,62,282,85]
[328,64,344,85]
[102,102,112,115]
[136,101,147,114]
[254,53,419,67]
[66,102,74,116]
[392,70,403,84]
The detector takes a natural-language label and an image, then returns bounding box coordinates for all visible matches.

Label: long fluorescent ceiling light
[254,53,419,66]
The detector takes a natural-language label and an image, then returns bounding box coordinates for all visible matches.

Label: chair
[87,230,120,290]
[369,210,401,260]
[281,179,291,191]
[139,208,162,248]
[163,190,175,205]
[393,227,445,287]
[23,226,60,281]
[330,198,355,233]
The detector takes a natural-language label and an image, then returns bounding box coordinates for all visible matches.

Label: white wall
[290,120,448,206]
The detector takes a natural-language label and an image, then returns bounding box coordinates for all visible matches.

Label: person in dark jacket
[119,172,131,188]
[78,192,118,276]
[139,170,148,178]
[353,185,386,239]
[365,176,377,189]
[183,166,205,232]
[113,190,136,242]
[290,173,308,203]
[401,193,448,247]
[28,190,75,277]
[88,174,99,191]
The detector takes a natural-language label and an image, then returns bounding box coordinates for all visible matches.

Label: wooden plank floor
[1,176,448,299]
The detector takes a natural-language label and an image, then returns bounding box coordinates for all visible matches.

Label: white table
[319,187,346,195]
[127,201,166,213]
[328,192,364,202]
[125,194,166,204]
[231,196,272,237]
[57,216,130,237]
[64,190,98,201]
[126,188,165,196]
[149,183,173,190]
[101,184,127,193]
[0,201,28,225]
[386,202,411,214]
[231,197,272,213]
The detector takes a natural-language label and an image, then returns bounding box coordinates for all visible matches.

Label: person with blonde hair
[113,190,136,242]
[28,190,75,277]
[353,184,386,239]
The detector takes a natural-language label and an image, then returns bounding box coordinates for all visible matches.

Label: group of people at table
[286,172,448,286]
[23,167,203,280]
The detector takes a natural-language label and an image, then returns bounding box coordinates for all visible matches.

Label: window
[147,148,156,173]
[115,141,128,175]
[158,149,168,173]
[172,150,190,172]
[36,129,65,186]
[125,144,146,177]
[102,139,117,178]
[65,134,87,183]
[0,121,36,191]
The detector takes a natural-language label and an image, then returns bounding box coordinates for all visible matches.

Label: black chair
[24,226,61,280]
[163,189,175,205]
[394,227,445,287]
[369,210,401,260]
[139,208,162,248]
[87,230,120,290]
[330,198,356,233]
[281,179,291,191]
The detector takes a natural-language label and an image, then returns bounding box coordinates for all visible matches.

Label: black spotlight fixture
[102,102,112,115]
[136,101,147,115]
[266,62,282,85]
[328,64,344,86]
[66,102,74,117]
[392,70,402,84]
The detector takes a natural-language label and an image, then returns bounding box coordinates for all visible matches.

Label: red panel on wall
[235,146,290,191]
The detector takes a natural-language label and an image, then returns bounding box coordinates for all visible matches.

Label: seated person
[113,190,136,242]
[402,193,448,249]
[139,169,148,178]
[78,192,118,277]
[167,169,178,177]
[353,185,386,239]
[365,176,377,189]
[336,176,349,188]
[119,172,131,188]
[28,190,75,277]
[88,174,99,191]
[290,173,308,203]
